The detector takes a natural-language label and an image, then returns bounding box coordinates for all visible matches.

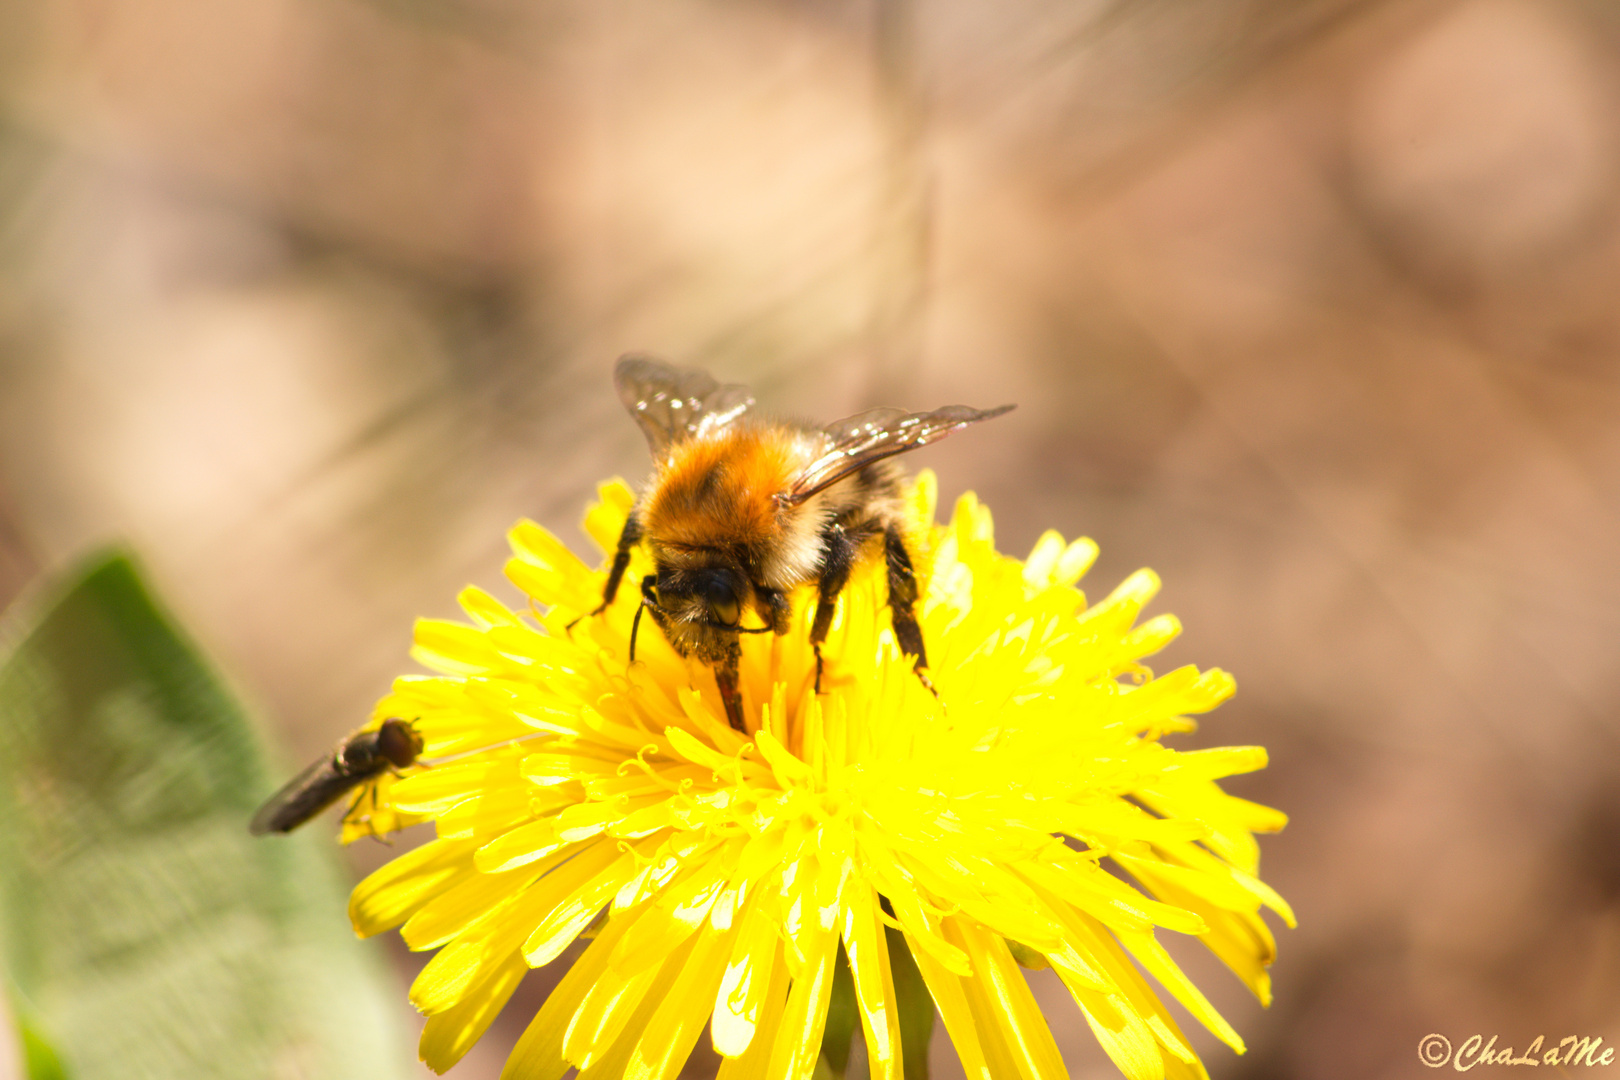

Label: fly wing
[249,755,360,835]
[783,402,1015,507]
[614,355,756,458]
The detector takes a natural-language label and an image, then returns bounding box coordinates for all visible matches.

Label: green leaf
[819,918,937,1079]
[1005,938,1050,970]
[11,996,71,1080]
[818,942,860,1078]
[888,922,935,1080]
[0,551,415,1080]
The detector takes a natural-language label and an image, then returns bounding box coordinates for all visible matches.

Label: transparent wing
[249,755,355,835]
[784,402,1015,506]
[614,354,756,457]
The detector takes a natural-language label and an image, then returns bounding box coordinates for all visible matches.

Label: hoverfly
[590,355,1014,731]
[249,717,422,835]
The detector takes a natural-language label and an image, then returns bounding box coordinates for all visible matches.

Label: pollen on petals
[347,469,1289,1079]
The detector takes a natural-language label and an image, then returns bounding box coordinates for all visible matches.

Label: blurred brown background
[4,0,1620,1077]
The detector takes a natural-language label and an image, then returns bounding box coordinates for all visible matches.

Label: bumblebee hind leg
[884,527,938,697]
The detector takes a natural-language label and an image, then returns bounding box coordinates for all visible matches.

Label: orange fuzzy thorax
[640,424,808,551]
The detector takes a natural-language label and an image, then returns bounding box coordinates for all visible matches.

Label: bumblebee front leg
[713,642,746,733]
[809,525,859,693]
[572,512,642,629]
[754,585,792,635]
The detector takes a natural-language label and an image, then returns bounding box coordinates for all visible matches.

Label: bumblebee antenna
[630,574,666,663]
[629,602,645,663]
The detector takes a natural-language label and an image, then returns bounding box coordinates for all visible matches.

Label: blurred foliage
[0,552,413,1080]
[11,999,69,1080]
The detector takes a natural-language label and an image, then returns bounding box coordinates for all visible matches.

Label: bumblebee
[594,355,1014,731]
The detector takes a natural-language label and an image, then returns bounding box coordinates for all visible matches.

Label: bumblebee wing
[614,355,756,456]
[249,755,358,835]
[783,402,1015,506]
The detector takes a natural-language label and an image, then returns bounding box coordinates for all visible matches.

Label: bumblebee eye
[703,578,740,627]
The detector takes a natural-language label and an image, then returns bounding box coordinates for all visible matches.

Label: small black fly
[249,717,423,836]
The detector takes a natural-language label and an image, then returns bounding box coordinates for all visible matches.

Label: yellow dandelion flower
[346,470,1292,1080]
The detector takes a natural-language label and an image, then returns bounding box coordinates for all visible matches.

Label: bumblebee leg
[885,527,937,697]
[810,525,859,693]
[714,652,746,732]
[569,512,642,630]
[755,585,791,635]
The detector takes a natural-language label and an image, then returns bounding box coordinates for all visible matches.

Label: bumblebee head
[637,564,749,664]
